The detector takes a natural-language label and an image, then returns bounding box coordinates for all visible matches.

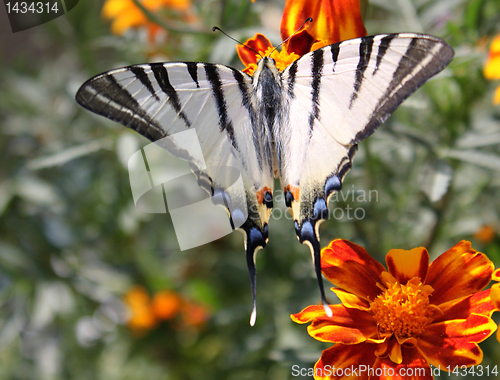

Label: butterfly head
[252,56,280,81]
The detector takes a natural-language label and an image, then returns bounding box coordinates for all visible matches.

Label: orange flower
[474,225,496,244]
[124,286,157,331]
[237,0,366,74]
[180,301,210,329]
[151,290,182,320]
[491,269,500,342]
[291,240,496,379]
[102,0,193,37]
[123,286,210,332]
[484,34,500,105]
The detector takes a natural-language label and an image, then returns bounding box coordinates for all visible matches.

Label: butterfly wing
[76,62,275,324]
[279,33,454,307]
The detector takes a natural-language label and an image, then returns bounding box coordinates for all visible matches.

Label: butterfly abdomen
[252,57,285,179]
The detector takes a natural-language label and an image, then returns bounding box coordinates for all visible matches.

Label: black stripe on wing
[349,35,374,108]
[353,35,454,143]
[330,44,340,72]
[204,64,239,151]
[130,66,160,101]
[285,60,299,98]
[186,62,200,88]
[309,49,324,130]
[150,63,192,128]
[373,34,396,74]
[233,69,264,171]
[75,71,167,141]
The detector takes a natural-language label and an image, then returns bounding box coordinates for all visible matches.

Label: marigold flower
[124,286,157,331]
[102,0,193,37]
[123,286,210,332]
[484,34,500,105]
[474,224,496,244]
[151,290,182,320]
[291,240,497,379]
[237,0,366,74]
[180,301,210,329]
[491,269,500,342]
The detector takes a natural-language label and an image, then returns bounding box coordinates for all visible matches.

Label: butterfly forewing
[76,61,274,242]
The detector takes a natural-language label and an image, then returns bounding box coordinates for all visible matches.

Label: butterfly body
[76,33,454,325]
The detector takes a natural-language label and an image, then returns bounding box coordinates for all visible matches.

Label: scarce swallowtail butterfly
[76,33,454,325]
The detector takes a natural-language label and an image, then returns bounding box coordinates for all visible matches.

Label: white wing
[76,63,275,324]
[280,33,453,232]
[278,33,453,307]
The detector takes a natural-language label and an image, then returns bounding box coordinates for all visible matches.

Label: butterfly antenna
[270,17,313,55]
[212,26,263,60]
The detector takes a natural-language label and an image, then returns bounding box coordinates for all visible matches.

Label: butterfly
[76,33,454,325]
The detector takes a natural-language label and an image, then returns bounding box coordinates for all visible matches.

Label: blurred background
[0,0,500,379]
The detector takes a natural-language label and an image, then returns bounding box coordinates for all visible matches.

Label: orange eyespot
[285,184,300,202]
[256,186,272,204]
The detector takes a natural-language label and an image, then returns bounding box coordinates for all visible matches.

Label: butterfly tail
[246,246,257,326]
[310,236,333,318]
[242,220,268,326]
[297,221,333,318]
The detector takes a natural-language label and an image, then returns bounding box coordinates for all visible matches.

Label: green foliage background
[1,0,500,379]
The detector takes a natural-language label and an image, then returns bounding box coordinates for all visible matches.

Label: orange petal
[291,304,329,324]
[435,289,496,322]
[285,29,317,57]
[490,34,500,54]
[162,0,191,11]
[151,291,181,320]
[180,301,210,328]
[494,85,500,105]
[373,346,432,380]
[314,342,376,379]
[425,241,493,305]
[484,55,500,80]
[110,11,148,35]
[306,306,378,344]
[331,288,370,311]
[385,247,429,284]
[321,240,386,301]
[374,336,404,364]
[291,304,378,344]
[493,268,500,281]
[315,0,367,42]
[280,0,317,41]
[417,315,496,368]
[236,33,273,68]
[280,0,366,45]
[102,0,132,19]
[491,283,500,310]
[473,224,495,243]
[124,286,151,306]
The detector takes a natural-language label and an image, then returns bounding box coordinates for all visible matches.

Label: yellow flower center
[264,47,301,71]
[370,278,435,339]
[244,46,301,75]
